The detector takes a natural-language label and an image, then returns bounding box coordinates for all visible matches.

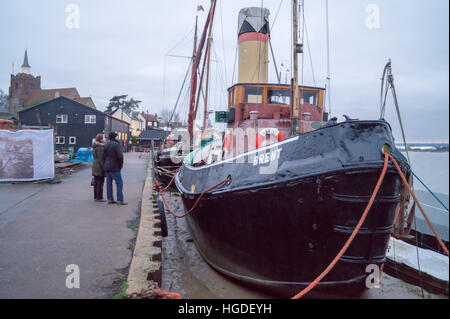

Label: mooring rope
[291,152,390,299]
[292,149,448,299]
[387,153,449,256]
[156,176,230,219]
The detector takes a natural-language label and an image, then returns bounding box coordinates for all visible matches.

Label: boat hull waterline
[174,120,407,296]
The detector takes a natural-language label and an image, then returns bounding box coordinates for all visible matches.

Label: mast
[291,0,300,135]
[187,0,217,148]
[203,40,212,130]
[202,4,217,131]
[193,11,199,61]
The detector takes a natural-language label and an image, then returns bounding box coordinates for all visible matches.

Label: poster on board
[0,129,54,182]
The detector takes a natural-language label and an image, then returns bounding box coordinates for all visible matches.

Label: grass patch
[127,217,139,253]
[112,281,129,299]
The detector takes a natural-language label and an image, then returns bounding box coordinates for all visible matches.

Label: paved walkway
[0,152,148,298]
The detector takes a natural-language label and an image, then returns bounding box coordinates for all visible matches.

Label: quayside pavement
[0,152,147,298]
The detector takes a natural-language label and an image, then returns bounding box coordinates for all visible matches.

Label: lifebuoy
[223,132,232,151]
[256,128,285,148]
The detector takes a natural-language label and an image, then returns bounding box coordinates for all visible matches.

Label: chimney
[237,7,270,83]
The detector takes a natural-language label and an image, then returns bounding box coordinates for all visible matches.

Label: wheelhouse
[227,83,327,128]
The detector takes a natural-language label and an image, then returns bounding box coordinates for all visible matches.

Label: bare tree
[160,108,180,124]
[0,89,8,112]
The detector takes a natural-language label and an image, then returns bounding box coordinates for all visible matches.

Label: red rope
[291,152,390,299]
[156,167,180,192]
[157,177,230,219]
[388,153,449,256]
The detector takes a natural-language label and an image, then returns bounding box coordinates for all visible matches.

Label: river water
[401,152,449,241]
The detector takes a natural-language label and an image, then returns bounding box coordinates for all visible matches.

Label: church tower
[8,50,41,116]
[21,50,31,74]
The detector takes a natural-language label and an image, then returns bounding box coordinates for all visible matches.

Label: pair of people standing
[92,132,127,205]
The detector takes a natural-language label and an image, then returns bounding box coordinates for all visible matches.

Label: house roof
[24,88,80,106]
[105,114,131,126]
[20,96,105,116]
[141,112,158,122]
[136,128,170,141]
[127,110,143,121]
[74,97,96,109]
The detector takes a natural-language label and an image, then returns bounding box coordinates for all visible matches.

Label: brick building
[7,50,96,116]
[8,50,41,116]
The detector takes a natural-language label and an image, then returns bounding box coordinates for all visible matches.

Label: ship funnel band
[238,7,270,36]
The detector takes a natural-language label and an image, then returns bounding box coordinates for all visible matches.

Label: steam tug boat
[173,4,408,296]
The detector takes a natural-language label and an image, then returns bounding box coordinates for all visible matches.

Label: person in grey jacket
[104,132,127,205]
[92,133,106,202]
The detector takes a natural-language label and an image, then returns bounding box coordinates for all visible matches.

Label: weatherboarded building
[19,96,130,152]
[136,128,170,148]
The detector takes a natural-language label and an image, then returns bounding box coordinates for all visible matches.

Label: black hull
[174,120,407,296]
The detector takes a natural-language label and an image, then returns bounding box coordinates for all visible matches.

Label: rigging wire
[303,18,316,86]
[169,59,193,123]
[231,42,238,86]
[249,1,265,83]
[299,0,305,106]
[163,56,167,110]
[163,27,196,113]
[325,0,332,116]
[166,26,196,55]
[258,0,264,83]
[271,0,285,33]
[380,61,412,167]
[219,0,228,86]
[211,41,229,106]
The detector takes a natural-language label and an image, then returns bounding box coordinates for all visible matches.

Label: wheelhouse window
[244,87,262,104]
[56,114,68,123]
[85,115,96,124]
[268,89,291,105]
[56,136,65,144]
[301,91,318,106]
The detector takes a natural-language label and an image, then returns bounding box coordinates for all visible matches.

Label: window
[85,115,96,124]
[69,137,76,145]
[244,88,262,104]
[56,114,68,123]
[56,136,65,144]
[268,89,291,105]
[301,91,318,106]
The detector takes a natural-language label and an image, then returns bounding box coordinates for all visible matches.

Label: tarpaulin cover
[0,129,55,181]
[72,147,93,163]
[238,7,270,35]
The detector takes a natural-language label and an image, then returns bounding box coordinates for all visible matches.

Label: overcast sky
[0,0,448,141]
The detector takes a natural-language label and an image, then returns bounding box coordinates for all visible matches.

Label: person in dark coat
[92,133,106,202]
[104,132,127,205]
